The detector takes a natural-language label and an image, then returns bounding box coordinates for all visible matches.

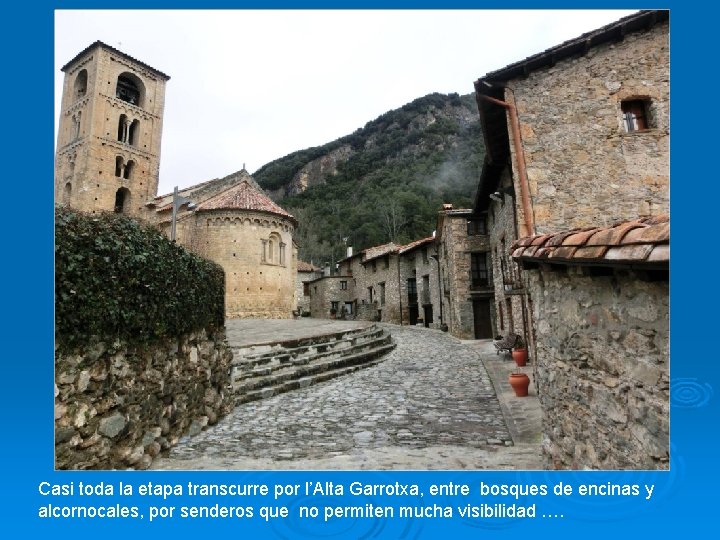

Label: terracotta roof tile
[512,215,668,268]
[399,236,435,254]
[297,260,321,272]
[198,179,295,221]
[363,243,398,263]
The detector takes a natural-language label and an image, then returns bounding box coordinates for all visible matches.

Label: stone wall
[175,210,297,318]
[506,21,669,235]
[55,328,232,470]
[526,266,669,469]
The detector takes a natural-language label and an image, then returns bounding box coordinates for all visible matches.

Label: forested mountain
[253,92,485,266]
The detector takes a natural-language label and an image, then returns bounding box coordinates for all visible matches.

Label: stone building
[435,205,494,339]
[55,41,169,217]
[296,260,322,316]
[511,216,669,469]
[55,42,298,319]
[471,10,669,468]
[309,237,441,326]
[473,9,669,347]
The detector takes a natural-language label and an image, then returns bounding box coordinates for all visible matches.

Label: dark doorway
[409,305,419,326]
[423,305,433,328]
[472,298,493,339]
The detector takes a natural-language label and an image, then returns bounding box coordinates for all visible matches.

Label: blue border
[3,1,715,538]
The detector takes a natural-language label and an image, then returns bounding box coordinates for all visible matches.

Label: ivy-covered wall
[54,208,231,469]
[55,207,225,350]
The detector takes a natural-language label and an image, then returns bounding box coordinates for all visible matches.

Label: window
[63,183,72,206]
[407,278,417,305]
[331,301,339,312]
[422,246,429,264]
[340,280,347,290]
[116,74,143,106]
[115,156,123,177]
[372,260,377,273]
[114,188,130,213]
[261,240,267,262]
[123,160,134,180]
[622,99,649,132]
[467,217,487,236]
[368,287,374,303]
[384,257,390,269]
[471,252,489,287]
[422,275,430,304]
[303,283,310,296]
[280,243,286,266]
[379,282,386,306]
[74,69,88,99]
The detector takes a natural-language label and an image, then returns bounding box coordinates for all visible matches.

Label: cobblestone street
[152,323,542,470]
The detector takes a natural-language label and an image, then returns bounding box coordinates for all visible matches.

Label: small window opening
[74,69,88,99]
[340,280,347,290]
[123,160,134,180]
[128,119,139,146]
[622,100,649,132]
[115,156,123,177]
[116,75,140,105]
[114,188,130,213]
[117,114,128,142]
[63,183,72,206]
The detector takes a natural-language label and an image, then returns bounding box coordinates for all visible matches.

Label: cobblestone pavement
[152,323,543,470]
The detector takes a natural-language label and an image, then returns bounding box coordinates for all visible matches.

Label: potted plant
[509,371,530,397]
[512,336,528,367]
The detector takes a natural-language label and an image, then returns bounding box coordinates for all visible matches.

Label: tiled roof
[399,236,435,254]
[297,260,321,272]
[511,215,668,267]
[198,179,295,221]
[362,243,398,263]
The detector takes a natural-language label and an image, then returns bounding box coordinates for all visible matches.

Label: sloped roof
[399,236,435,254]
[511,215,668,268]
[297,260,321,273]
[198,178,295,221]
[62,41,170,80]
[362,243,399,263]
[478,10,667,86]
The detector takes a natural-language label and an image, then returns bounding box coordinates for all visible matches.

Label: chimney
[323,263,331,277]
[347,246,353,258]
[442,203,453,210]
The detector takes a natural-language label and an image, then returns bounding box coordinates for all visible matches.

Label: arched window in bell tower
[116,73,145,108]
[115,156,124,177]
[114,187,131,213]
[123,160,134,180]
[74,69,88,99]
[117,114,128,142]
[63,182,72,206]
[128,119,139,146]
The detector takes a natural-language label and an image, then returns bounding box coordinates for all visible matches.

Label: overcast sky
[55,9,637,195]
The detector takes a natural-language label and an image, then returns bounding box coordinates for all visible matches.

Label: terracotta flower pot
[509,373,530,397]
[512,348,528,367]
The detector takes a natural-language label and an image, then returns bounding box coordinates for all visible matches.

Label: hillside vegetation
[253,93,484,265]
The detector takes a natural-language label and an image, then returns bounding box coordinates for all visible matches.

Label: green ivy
[55,207,225,352]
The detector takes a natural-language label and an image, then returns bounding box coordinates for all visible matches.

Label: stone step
[231,325,385,368]
[234,342,395,406]
[232,332,392,384]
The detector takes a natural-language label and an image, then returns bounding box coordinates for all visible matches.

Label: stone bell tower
[55,41,170,218]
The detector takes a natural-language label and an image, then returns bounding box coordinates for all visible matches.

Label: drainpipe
[478,94,535,238]
[429,255,443,326]
[396,253,403,325]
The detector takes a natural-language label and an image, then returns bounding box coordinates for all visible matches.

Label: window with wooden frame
[621,99,650,132]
